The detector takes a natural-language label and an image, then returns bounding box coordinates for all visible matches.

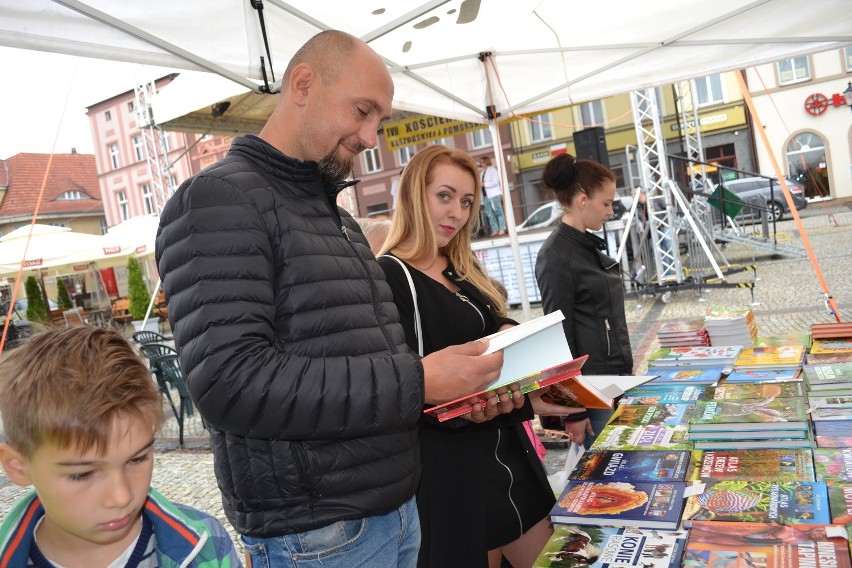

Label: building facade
[86,75,232,227]
[745,46,852,201]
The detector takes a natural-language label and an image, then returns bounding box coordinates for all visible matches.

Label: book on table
[814,420,852,448]
[422,311,591,422]
[537,374,657,411]
[704,381,805,400]
[809,338,852,363]
[683,521,852,568]
[620,385,705,405]
[732,345,806,370]
[686,448,815,482]
[811,407,852,421]
[533,524,689,568]
[641,366,726,385]
[646,346,742,369]
[693,437,815,450]
[804,362,852,390]
[605,403,695,427]
[722,367,801,383]
[808,351,852,365]
[754,333,813,348]
[812,321,852,340]
[549,479,688,530]
[814,448,852,482]
[825,480,852,524]
[589,424,692,451]
[808,394,852,408]
[687,428,810,440]
[568,449,692,482]
[688,397,809,425]
[682,480,832,524]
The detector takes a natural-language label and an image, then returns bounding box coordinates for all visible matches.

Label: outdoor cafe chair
[132,330,173,345]
[139,343,178,409]
[156,354,195,448]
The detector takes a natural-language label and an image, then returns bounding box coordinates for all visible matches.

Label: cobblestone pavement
[2,201,851,552]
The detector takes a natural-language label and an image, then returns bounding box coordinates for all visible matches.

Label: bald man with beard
[156,30,510,567]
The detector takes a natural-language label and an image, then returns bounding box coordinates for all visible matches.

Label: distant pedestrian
[480,156,507,236]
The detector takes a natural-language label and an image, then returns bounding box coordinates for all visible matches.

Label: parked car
[715,177,807,222]
[516,196,632,232]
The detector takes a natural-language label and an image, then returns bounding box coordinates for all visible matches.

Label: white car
[516,196,633,232]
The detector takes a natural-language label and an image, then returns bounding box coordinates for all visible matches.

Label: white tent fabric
[100,214,159,258]
[0,224,105,275]
[2,0,850,123]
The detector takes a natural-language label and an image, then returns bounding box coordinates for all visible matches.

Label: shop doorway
[786,132,830,200]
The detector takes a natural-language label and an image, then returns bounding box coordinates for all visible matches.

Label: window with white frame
[116,190,129,221]
[778,56,811,85]
[133,135,144,162]
[127,101,135,112]
[104,110,112,122]
[846,47,852,72]
[397,145,415,166]
[99,219,108,235]
[530,113,553,142]
[695,74,725,105]
[141,183,154,215]
[580,101,605,127]
[470,128,493,149]
[57,191,86,200]
[363,147,382,173]
[108,143,121,169]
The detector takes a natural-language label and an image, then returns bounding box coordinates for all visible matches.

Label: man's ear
[288,63,315,105]
[0,444,33,487]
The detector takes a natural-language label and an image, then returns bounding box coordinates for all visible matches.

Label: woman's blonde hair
[380,145,507,316]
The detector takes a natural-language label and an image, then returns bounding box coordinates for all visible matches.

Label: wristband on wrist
[563,410,589,422]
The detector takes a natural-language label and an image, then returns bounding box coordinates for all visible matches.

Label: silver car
[718,177,808,222]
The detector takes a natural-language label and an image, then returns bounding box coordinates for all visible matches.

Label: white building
[746,47,852,202]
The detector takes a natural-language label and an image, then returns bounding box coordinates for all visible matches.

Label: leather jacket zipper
[604,317,612,356]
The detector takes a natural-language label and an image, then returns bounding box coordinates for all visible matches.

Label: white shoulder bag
[381,255,424,356]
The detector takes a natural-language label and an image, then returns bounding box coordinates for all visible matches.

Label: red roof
[0,153,103,219]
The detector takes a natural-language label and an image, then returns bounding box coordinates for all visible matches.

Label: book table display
[533,312,852,568]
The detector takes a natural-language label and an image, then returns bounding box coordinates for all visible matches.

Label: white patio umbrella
[0,224,106,276]
[100,214,159,258]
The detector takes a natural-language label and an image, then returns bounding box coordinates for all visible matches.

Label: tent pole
[141,277,162,329]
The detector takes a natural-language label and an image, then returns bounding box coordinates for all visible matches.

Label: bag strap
[381,255,424,356]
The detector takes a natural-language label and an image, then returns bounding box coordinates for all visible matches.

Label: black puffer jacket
[535,222,633,375]
[155,136,424,537]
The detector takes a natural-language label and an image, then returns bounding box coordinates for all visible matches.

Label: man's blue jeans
[240,497,420,568]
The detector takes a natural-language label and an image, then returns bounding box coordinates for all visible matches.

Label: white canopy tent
[2,0,850,316]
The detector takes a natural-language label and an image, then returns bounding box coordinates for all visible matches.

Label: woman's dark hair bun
[542,152,577,190]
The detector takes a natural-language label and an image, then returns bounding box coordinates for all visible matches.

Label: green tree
[56,278,73,310]
[24,276,48,322]
[127,256,151,320]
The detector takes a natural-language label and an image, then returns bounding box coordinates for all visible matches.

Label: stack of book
[753,333,812,348]
[656,320,710,348]
[814,447,852,525]
[809,338,852,364]
[703,306,758,346]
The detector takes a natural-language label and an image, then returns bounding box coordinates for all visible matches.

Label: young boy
[0,326,242,567]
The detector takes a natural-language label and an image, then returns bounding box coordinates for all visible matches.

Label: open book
[423,311,589,422]
[541,374,656,409]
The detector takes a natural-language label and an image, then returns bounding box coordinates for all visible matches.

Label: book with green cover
[646,346,741,369]
[825,480,852,524]
[815,448,852,482]
[589,424,692,451]
[804,362,852,390]
[682,480,831,524]
[689,397,808,424]
[620,388,704,405]
[693,437,815,450]
[606,404,695,427]
[686,449,815,482]
[704,381,805,400]
[753,334,812,348]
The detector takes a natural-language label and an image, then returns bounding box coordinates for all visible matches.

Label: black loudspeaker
[573,126,610,168]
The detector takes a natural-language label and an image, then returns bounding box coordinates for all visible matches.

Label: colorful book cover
[809,394,852,407]
[815,420,852,448]
[682,480,831,524]
[809,352,852,365]
[569,450,691,482]
[620,387,704,405]
[693,437,815,450]
[723,368,801,383]
[733,345,806,369]
[684,521,852,568]
[549,480,687,529]
[687,429,810,441]
[658,320,706,336]
[814,448,852,482]
[686,449,815,482]
[825,481,852,524]
[811,407,852,421]
[689,397,808,424]
[647,346,741,368]
[811,338,852,356]
[754,334,813,348]
[589,424,692,452]
[642,367,726,385]
[704,305,755,324]
[533,524,688,568]
[804,363,852,389]
[705,381,805,400]
[606,404,695,427]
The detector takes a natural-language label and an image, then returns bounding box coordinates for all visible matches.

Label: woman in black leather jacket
[535,153,634,448]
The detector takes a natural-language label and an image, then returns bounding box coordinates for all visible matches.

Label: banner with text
[384,115,487,150]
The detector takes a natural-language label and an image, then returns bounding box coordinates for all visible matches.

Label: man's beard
[318,146,358,184]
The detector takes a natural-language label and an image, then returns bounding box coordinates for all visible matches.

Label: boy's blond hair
[0,326,164,457]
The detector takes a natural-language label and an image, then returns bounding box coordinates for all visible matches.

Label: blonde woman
[378,145,582,568]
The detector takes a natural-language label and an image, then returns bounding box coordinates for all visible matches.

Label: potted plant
[56,278,74,310]
[24,276,48,323]
[127,256,156,332]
